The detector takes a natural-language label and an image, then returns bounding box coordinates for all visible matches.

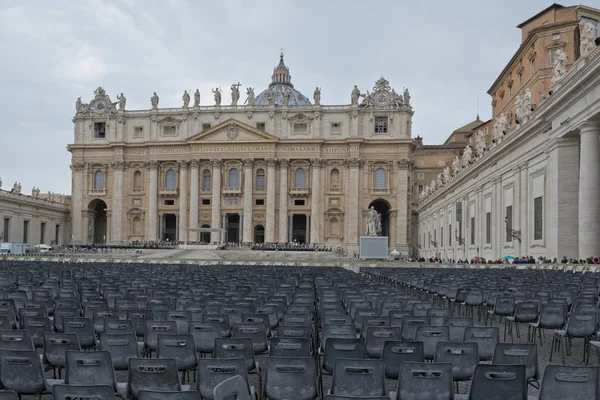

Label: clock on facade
[373,90,390,107]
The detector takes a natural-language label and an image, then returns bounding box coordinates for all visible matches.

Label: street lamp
[504,217,521,242]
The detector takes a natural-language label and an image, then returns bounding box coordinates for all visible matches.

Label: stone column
[189,160,199,242]
[519,163,529,253]
[512,168,522,257]
[178,160,189,243]
[242,159,254,243]
[70,162,85,245]
[310,159,322,243]
[147,161,159,241]
[346,158,361,250]
[211,159,222,243]
[266,158,277,243]
[278,160,289,242]
[396,159,410,253]
[110,161,125,244]
[578,122,600,259]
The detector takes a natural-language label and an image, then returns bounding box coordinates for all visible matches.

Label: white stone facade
[417,48,600,261]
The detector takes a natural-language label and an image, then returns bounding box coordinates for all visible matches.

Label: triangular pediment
[187,118,279,143]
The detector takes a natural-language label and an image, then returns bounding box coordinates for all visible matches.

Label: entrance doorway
[226,214,240,243]
[88,199,107,245]
[292,214,307,244]
[368,199,391,241]
[162,214,177,242]
[254,225,265,243]
[200,224,211,243]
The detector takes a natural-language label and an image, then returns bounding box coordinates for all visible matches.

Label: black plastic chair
[529,304,566,358]
[434,342,479,384]
[213,338,262,397]
[0,349,50,398]
[213,376,251,400]
[504,301,539,343]
[197,357,253,400]
[393,362,453,400]
[0,329,34,351]
[232,323,269,355]
[468,364,527,400]
[139,390,203,400]
[322,338,366,375]
[104,319,136,335]
[52,384,116,400]
[539,365,599,400]
[330,358,386,398]
[43,332,81,379]
[382,341,424,380]
[269,337,311,358]
[463,327,499,361]
[492,343,539,388]
[157,334,198,384]
[365,326,401,358]
[264,357,318,400]
[127,357,182,400]
[400,317,431,341]
[555,311,598,365]
[100,333,140,371]
[0,391,19,400]
[144,320,178,356]
[414,326,449,360]
[201,315,231,338]
[444,317,473,342]
[65,350,122,394]
[62,317,96,349]
[189,320,222,356]
[321,324,356,353]
[53,307,79,333]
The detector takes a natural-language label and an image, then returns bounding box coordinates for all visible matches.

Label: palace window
[448,224,452,246]
[295,168,306,188]
[23,220,29,244]
[40,222,46,244]
[165,169,176,189]
[55,224,60,245]
[518,72,523,87]
[417,173,424,179]
[471,217,475,245]
[228,168,239,188]
[202,123,211,131]
[294,123,307,134]
[94,171,105,190]
[530,58,536,76]
[508,85,512,99]
[256,122,266,131]
[505,205,513,242]
[256,169,265,189]
[132,217,142,235]
[534,196,543,240]
[3,218,9,242]
[202,170,211,190]
[294,199,305,206]
[374,168,386,189]
[418,184,424,194]
[485,212,491,244]
[164,200,174,206]
[331,122,342,135]
[374,117,388,133]
[94,122,106,139]
[133,126,143,138]
[255,199,265,206]
[202,199,210,205]
[441,227,444,247]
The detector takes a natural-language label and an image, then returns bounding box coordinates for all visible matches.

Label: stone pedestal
[360,236,389,259]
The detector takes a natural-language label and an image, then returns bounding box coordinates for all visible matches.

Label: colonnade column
[265,158,277,243]
[110,161,124,244]
[578,122,600,258]
[147,161,158,241]
[346,158,361,248]
[242,159,253,243]
[278,160,289,242]
[189,160,199,242]
[512,167,522,257]
[211,159,222,243]
[310,159,322,243]
[396,159,410,253]
[178,160,189,243]
[70,162,85,245]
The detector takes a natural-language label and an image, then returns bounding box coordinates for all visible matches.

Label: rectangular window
[203,175,211,190]
[439,160,445,166]
[417,161,425,167]
[3,218,9,242]
[485,212,491,244]
[162,126,176,136]
[518,72,523,87]
[40,222,46,244]
[164,200,175,206]
[331,122,342,135]
[202,123,211,131]
[294,199,305,206]
[448,224,452,246]
[530,58,536,76]
[256,175,265,189]
[294,123,307,134]
[500,96,504,108]
[417,173,424,180]
[418,184,424,194]
[492,104,496,118]
[471,217,475,245]
[552,33,560,40]
[256,122,266,131]
[23,220,29,244]
[94,122,106,139]
[440,227,444,247]
[534,196,543,240]
[255,199,265,206]
[133,126,143,138]
[201,199,210,205]
[509,85,512,98]
[374,117,388,133]
[505,205,513,242]
[55,224,60,245]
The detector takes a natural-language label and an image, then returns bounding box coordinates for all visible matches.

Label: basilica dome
[254,54,312,107]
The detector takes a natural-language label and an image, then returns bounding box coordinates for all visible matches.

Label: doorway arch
[254,225,265,243]
[368,199,391,240]
[88,199,108,244]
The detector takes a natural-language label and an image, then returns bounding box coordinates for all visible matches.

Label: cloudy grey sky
[1,0,557,194]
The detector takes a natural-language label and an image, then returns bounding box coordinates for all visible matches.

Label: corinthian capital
[189,160,200,168]
[70,162,85,171]
[147,160,159,170]
[111,161,125,170]
[278,159,290,168]
[344,157,362,168]
[310,158,323,168]
[242,158,254,168]
[211,158,222,168]
[178,160,190,168]
[266,158,277,167]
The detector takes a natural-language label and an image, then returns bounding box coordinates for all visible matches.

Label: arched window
[132,217,142,235]
[202,169,211,190]
[295,168,306,188]
[254,225,265,243]
[228,168,239,188]
[133,170,142,189]
[375,168,386,189]
[256,169,265,189]
[330,217,340,237]
[330,168,340,188]
[165,169,176,189]
[94,171,104,190]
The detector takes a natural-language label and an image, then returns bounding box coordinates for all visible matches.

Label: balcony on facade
[222,186,242,196]
[289,187,310,197]
[130,187,144,195]
[327,186,343,194]
[370,188,392,196]
[159,187,178,197]
[89,189,106,196]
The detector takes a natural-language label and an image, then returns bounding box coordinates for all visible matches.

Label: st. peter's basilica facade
[68,54,416,254]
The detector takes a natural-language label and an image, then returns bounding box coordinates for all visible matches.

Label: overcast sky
[1,0,557,195]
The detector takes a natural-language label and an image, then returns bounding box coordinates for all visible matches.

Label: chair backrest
[514,301,539,322]
[434,341,479,381]
[539,365,599,400]
[197,357,250,400]
[282,313,312,327]
[139,390,203,400]
[494,295,516,315]
[331,358,386,398]
[426,308,453,326]
[0,329,34,351]
[382,341,424,380]
[277,324,312,339]
[365,326,401,358]
[0,390,18,400]
[538,304,566,329]
[443,317,473,342]
[322,314,354,327]
[464,327,499,361]
[104,319,135,335]
[0,349,47,394]
[201,314,231,338]
[396,362,453,400]
[52,384,116,400]
[167,310,192,335]
[231,322,268,354]
[127,357,181,399]
[62,317,96,348]
[213,337,256,373]
[188,320,222,354]
[567,312,598,337]
[156,333,197,371]
[469,364,527,400]
[265,357,318,400]
[380,301,404,316]
[400,316,431,341]
[144,320,178,351]
[360,316,391,338]
[269,337,311,358]
[323,338,366,374]
[127,309,154,337]
[43,332,81,368]
[492,343,539,381]
[321,324,356,352]
[99,333,139,370]
[93,309,119,334]
[414,326,449,360]
[65,350,116,388]
[213,375,251,400]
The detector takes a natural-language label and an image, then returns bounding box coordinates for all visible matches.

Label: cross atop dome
[270,52,293,88]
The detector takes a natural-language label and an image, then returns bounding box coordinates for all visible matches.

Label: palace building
[68,54,417,254]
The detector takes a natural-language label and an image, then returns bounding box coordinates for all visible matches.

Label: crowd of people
[250,242,333,252]
[409,255,600,265]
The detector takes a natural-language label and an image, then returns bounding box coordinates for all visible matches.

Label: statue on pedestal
[475,129,487,156]
[443,166,451,183]
[151,92,159,109]
[231,82,241,106]
[313,87,321,106]
[282,87,291,106]
[550,49,568,89]
[403,88,411,106]
[212,87,222,106]
[117,93,126,111]
[452,155,461,176]
[194,89,200,107]
[182,90,190,108]
[246,87,255,106]
[462,145,473,167]
[266,88,275,106]
[493,113,509,141]
[76,97,82,113]
[437,173,444,188]
[366,206,380,236]
[580,20,597,58]
[351,85,361,105]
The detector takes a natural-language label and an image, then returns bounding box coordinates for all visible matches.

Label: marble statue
[313,87,321,106]
[443,166,451,183]
[522,88,532,113]
[550,49,568,89]
[437,173,444,188]
[12,182,21,194]
[366,206,380,236]
[493,113,509,141]
[360,90,374,107]
[31,187,37,197]
[403,88,411,106]
[266,88,275,106]
[182,90,190,108]
[430,179,437,192]
[151,92,159,109]
[117,93,126,111]
[246,87,255,106]
[391,89,404,107]
[282,87,291,106]
[475,130,487,156]
[580,20,597,59]
[193,89,200,107]
[351,85,361,105]
[76,97,82,113]
[462,145,473,167]
[452,155,461,176]
[48,191,55,202]
[212,87,222,106]
[514,94,524,122]
[231,82,241,106]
